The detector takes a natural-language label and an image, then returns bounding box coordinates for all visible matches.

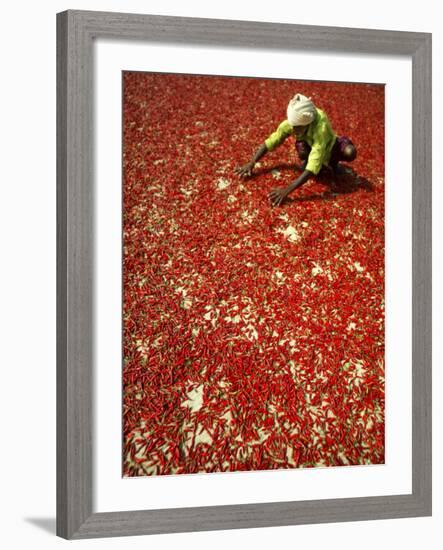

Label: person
[235,93,357,206]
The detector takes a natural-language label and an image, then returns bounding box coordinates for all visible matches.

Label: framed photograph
[57,10,432,539]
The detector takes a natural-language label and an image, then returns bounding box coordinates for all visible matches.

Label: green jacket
[264,108,337,175]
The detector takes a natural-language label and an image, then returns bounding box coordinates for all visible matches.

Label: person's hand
[234,161,255,179]
[269,187,289,207]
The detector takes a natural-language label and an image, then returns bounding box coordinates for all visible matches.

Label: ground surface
[122,72,385,476]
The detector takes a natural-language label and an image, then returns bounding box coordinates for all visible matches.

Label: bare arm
[268,169,312,206]
[234,143,267,179]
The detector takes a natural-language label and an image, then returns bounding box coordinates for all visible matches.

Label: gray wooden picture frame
[57,9,432,540]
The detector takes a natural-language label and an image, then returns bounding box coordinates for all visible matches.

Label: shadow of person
[286,167,375,203]
[247,163,374,197]
[328,167,374,193]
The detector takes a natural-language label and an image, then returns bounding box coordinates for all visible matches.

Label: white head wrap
[287,94,316,127]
